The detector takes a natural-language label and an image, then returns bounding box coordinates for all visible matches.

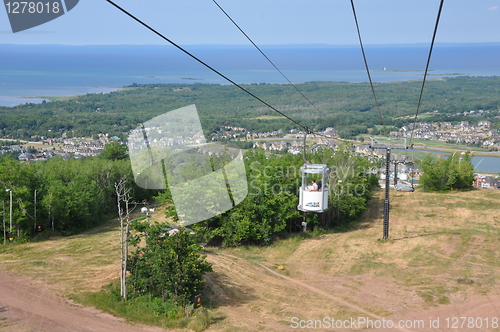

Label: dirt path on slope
[0,270,170,332]
[203,190,500,331]
[204,251,412,332]
[205,249,500,332]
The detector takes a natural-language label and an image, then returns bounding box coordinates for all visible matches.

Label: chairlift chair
[297,164,329,213]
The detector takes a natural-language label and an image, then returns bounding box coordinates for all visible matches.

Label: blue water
[1,43,500,106]
[471,156,500,174]
[403,149,500,174]
[1,43,499,173]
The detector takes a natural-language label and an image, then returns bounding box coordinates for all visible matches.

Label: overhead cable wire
[409,0,445,145]
[211,0,328,160]
[350,0,384,126]
[302,127,312,164]
[212,0,322,113]
[105,0,309,132]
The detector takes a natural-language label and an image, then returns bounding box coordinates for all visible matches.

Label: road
[0,270,169,332]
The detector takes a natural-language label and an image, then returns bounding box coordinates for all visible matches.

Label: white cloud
[488,6,498,10]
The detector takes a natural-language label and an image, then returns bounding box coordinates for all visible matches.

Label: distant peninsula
[372,69,430,72]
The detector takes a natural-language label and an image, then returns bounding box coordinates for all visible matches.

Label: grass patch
[247,115,284,120]
[0,218,122,294]
[74,283,213,332]
[410,139,490,152]
[404,245,450,268]
[223,233,305,262]
[349,252,383,275]
[457,278,474,285]
[31,260,49,266]
[417,287,451,306]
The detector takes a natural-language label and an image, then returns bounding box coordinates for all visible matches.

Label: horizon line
[1,42,500,48]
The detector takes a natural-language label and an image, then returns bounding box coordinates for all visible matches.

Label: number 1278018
[5,2,60,14]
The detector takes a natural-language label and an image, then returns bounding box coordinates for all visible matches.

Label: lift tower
[369,138,409,239]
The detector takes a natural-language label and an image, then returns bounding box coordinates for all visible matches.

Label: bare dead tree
[114,177,136,300]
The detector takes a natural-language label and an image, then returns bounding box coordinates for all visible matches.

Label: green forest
[0,156,149,239]
[0,144,378,244]
[1,76,500,141]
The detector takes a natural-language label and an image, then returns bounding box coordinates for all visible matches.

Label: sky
[1,0,500,46]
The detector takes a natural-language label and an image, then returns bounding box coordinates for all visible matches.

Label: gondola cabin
[297,164,329,213]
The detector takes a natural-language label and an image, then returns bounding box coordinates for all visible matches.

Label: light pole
[2,201,5,245]
[34,189,37,233]
[451,151,465,163]
[452,151,465,173]
[141,206,155,223]
[337,180,342,227]
[6,189,12,243]
[141,206,154,248]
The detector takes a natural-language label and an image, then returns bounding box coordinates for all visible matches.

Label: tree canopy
[1,76,499,140]
[100,141,128,161]
[0,156,153,240]
[128,222,212,307]
[419,152,474,192]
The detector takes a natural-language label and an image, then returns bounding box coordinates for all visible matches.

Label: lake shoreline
[0,86,126,107]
